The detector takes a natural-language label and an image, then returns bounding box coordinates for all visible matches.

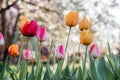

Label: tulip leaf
[28,64,35,80]
[35,64,43,80]
[0,56,8,80]
[19,60,28,80]
[78,66,83,80]
[89,52,98,80]
[97,57,114,80]
[54,60,63,80]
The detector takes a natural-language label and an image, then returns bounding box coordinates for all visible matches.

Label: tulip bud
[0,32,4,46]
[90,44,100,58]
[79,16,92,31]
[65,11,79,27]
[80,30,93,46]
[8,44,19,56]
[55,45,65,59]
[22,50,35,60]
[36,26,47,42]
[19,16,38,37]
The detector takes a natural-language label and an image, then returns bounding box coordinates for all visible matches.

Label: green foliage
[0,43,120,80]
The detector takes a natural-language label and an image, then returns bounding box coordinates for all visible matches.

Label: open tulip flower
[79,16,92,31]
[19,16,38,37]
[90,44,100,58]
[22,49,35,61]
[55,45,65,59]
[65,11,79,27]
[0,32,4,46]
[36,26,47,42]
[8,44,19,56]
[80,30,93,46]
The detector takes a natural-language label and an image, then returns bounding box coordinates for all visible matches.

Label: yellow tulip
[80,30,93,46]
[79,16,92,31]
[65,11,79,27]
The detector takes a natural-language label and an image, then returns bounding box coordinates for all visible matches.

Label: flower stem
[83,46,88,80]
[26,37,29,49]
[48,39,53,64]
[65,27,71,52]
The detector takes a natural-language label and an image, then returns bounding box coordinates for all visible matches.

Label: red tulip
[19,16,38,37]
[55,45,65,59]
[36,26,47,42]
[90,44,100,58]
[0,32,4,46]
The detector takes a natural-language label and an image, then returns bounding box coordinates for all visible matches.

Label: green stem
[78,43,81,53]
[48,39,53,64]
[26,37,29,49]
[65,27,71,52]
[83,46,88,80]
[39,41,42,61]
[36,41,42,74]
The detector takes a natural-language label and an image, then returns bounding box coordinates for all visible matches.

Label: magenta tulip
[0,32,4,46]
[36,26,47,42]
[90,44,100,58]
[55,45,65,59]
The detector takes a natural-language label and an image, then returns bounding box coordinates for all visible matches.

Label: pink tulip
[55,45,65,59]
[22,50,35,60]
[90,44,100,58]
[36,26,47,42]
[0,32,4,46]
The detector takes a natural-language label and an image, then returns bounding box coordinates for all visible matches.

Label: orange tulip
[19,16,29,32]
[80,30,93,46]
[65,11,79,27]
[8,44,19,56]
[79,16,92,31]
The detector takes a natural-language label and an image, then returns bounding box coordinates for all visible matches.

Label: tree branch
[0,0,18,13]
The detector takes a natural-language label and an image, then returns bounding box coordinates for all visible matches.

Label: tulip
[65,11,79,27]
[22,49,35,60]
[19,16,38,37]
[55,45,65,59]
[0,32,4,46]
[79,16,92,31]
[80,30,93,46]
[36,26,47,42]
[90,44,100,58]
[8,44,19,56]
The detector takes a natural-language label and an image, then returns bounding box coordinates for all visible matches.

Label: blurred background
[0,0,120,63]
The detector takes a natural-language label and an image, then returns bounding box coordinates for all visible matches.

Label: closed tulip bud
[0,32,4,46]
[55,45,65,59]
[65,11,79,27]
[8,44,19,56]
[22,50,35,60]
[80,30,93,46]
[36,26,47,42]
[79,16,92,31]
[90,44,100,58]
[19,16,38,37]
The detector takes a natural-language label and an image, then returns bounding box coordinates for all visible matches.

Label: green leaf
[54,60,63,80]
[35,64,43,80]
[89,53,98,80]
[19,60,28,80]
[78,66,83,80]
[97,57,114,80]
[28,64,35,80]
[0,56,8,80]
